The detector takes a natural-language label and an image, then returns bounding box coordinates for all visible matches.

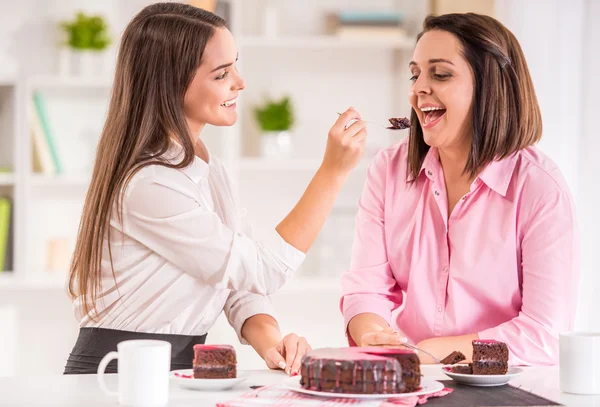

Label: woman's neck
[438,141,474,184]
[189,122,209,163]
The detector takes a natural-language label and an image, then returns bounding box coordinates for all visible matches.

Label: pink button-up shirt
[340,139,579,365]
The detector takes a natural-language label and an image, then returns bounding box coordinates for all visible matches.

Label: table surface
[0,365,598,406]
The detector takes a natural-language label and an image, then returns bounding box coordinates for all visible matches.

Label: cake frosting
[300,347,420,394]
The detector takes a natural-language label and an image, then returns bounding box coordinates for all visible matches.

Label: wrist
[316,165,349,186]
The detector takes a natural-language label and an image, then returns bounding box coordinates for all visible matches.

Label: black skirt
[63,327,207,374]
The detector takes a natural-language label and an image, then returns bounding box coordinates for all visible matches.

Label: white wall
[578,0,600,332]
[496,0,599,331]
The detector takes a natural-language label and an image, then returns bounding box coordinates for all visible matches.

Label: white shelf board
[28,75,113,90]
[30,174,91,188]
[0,76,17,86]
[240,158,321,171]
[239,35,414,50]
[0,174,15,186]
[239,157,370,171]
[0,272,68,290]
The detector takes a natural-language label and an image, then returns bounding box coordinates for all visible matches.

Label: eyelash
[216,70,229,80]
[410,73,451,82]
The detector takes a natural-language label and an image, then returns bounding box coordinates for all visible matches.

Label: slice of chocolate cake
[440,351,466,365]
[193,344,236,379]
[387,117,411,130]
[451,364,473,374]
[472,340,508,375]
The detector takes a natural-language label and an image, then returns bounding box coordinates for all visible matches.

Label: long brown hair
[67,3,226,319]
[407,13,542,181]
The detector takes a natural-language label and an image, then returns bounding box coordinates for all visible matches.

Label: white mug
[97,339,171,406]
[559,332,600,395]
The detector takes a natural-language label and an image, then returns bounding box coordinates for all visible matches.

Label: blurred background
[0,0,597,374]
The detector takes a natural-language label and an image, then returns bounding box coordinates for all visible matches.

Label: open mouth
[420,106,446,128]
[221,98,237,108]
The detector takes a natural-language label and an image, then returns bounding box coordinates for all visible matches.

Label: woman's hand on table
[359,326,408,347]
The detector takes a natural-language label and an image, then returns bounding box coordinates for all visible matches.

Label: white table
[0,365,598,406]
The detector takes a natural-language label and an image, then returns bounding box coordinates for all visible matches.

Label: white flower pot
[69,50,108,77]
[260,131,292,158]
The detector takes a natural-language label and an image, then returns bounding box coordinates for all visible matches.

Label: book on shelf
[31,92,62,174]
[325,10,407,40]
[0,197,12,272]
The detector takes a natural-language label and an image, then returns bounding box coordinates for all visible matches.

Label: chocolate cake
[472,340,508,375]
[299,347,420,394]
[440,351,466,365]
[450,364,473,374]
[193,344,236,379]
[387,117,411,130]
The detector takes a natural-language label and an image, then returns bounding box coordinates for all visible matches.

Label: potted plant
[254,96,295,158]
[59,12,111,77]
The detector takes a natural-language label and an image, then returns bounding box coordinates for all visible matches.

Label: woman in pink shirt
[341,13,578,366]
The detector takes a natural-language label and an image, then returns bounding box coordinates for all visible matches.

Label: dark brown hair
[408,13,542,181]
[67,3,226,319]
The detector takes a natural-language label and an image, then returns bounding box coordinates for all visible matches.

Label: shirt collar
[419,147,518,196]
[162,141,210,183]
[477,153,519,197]
[419,147,441,179]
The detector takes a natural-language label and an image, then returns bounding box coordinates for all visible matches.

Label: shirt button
[434,190,440,196]
[442,267,448,273]
[437,306,443,312]
[427,170,433,176]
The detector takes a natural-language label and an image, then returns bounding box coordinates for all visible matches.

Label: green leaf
[254,96,295,132]
[60,11,111,50]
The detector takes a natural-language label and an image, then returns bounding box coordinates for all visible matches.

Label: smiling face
[408,30,474,151]
[183,27,245,133]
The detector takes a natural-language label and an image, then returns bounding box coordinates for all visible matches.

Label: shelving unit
[0,76,19,281]
[0,174,15,186]
[238,35,414,49]
[1,0,426,288]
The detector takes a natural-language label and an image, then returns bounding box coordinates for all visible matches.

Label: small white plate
[170,369,248,391]
[442,366,524,387]
[282,376,444,399]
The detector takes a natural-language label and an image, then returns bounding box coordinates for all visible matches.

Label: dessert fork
[401,342,442,364]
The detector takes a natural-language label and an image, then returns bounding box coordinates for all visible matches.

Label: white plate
[169,369,248,391]
[282,376,444,399]
[442,366,524,387]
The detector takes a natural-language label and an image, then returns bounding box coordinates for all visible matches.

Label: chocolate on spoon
[387,117,411,130]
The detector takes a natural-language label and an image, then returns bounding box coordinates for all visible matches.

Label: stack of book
[30,92,62,175]
[325,10,406,39]
[0,197,12,272]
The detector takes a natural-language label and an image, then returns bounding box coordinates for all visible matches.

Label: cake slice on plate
[193,344,236,379]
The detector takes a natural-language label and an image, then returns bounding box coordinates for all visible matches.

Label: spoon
[337,113,410,130]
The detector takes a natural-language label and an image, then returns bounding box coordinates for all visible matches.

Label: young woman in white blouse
[63,3,367,375]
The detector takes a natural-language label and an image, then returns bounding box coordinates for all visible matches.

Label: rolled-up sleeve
[122,173,305,296]
[340,151,403,346]
[223,290,276,345]
[478,190,579,365]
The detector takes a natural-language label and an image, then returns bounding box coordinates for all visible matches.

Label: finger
[265,347,287,371]
[290,338,309,376]
[344,119,367,138]
[333,108,362,133]
[351,129,368,144]
[283,335,299,374]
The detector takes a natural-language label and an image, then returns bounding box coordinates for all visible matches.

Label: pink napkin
[217,384,453,407]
